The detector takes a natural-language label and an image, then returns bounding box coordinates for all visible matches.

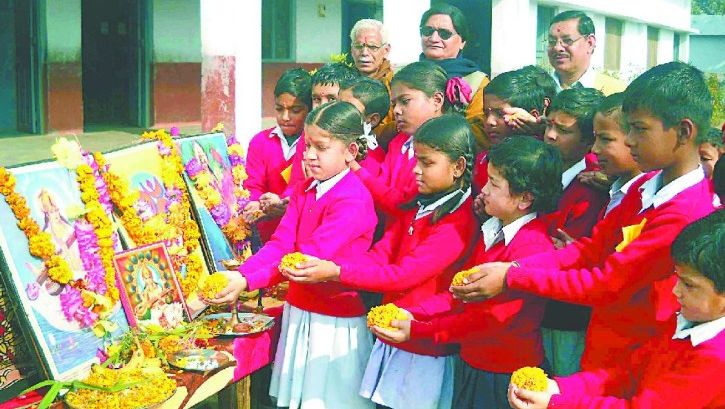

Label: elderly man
[349,19,396,149]
[547,10,624,95]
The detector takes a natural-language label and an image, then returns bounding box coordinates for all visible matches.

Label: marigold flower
[199,272,229,299]
[279,252,308,272]
[511,366,548,392]
[367,303,409,329]
[451,267,479,286]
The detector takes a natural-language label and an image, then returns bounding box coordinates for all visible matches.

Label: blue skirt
[359,340,455,409]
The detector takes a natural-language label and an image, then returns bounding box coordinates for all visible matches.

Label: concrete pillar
[490,0,537,77]
[200,0,262,150]
[383,0,431,68]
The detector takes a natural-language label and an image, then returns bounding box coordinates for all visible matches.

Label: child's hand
[259,192,289,219]
[281,256,341,283]
[577,170,613,192]
[507,381,558,409]
[450,262,510,302]
[204,270,248,305]
[242,201,264,223]
[551,228,574,249]
[370,310,413,343]
[473,192,491,221]
[502,107,546,135]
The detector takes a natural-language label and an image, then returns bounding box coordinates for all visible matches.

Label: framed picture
[113,242,191,328]
[177,133,236,271]
[102,142,211,317]
[0,161,128,381]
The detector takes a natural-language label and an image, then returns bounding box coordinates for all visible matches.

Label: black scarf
[420,54,480,78]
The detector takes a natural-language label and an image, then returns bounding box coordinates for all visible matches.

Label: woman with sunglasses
[418,4,491,150]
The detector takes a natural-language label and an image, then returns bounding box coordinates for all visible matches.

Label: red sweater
[472,151,489,195]
[548,324,725,408]
[240,171,377,317]
[338,198,477,356]
[354,132,418,217]
[243,127,300,242]
[410,218,555,372]
[507,175,717,369]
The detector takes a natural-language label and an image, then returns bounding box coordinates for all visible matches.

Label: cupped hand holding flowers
[368,306,413,344]
[203,270,248,305]
[281,255,341,284]
[507,378,560,409]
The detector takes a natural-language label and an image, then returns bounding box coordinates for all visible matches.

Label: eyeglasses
[352,43,385,52]
[420,26,456,41]
[545,35,587,48]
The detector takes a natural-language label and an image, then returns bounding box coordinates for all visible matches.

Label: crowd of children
[206,8,724,408]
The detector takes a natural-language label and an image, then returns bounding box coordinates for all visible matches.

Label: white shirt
[415,188,471,220]
[553,65,597,92]
[604,173,647,217]
[401,135,415,160]
[481,212,537,251]
[305,168,350,200]
[673,314,725,347]
[269,126,300,161]
[561,158,587,190]
[639,166,705,213]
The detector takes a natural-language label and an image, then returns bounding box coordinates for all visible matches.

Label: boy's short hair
[487,136,563,213]
[595,92,625,118]
[549,87,606,145]
[340,77,390,119]
[671,210,725,293]
[550,10,595,36]
[622,62,713,136]
[697,127,725,148]
[312,62,359,88]
[274,68,312,110]
[485,65,557,114]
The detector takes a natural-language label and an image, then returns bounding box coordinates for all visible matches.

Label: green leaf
[38,382,64,409]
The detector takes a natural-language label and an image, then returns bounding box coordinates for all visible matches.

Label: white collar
[481,212,537,251]
[305,168,350,200]
[604,173,647,217]
[415,188,471,220]
[673,314,725,347]
[639,166,705,213]
[269,126,300,161]
[401,135,415,160]
[561,158,587,190]
[553,65,596,91]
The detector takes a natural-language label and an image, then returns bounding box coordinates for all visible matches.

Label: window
[673,33,681,61]
[262,0,293,61]
[647,26,658,68]
[535,5,555,70]
[604,18,622,71]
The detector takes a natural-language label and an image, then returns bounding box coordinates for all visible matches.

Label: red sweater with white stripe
[338,198,477,356]
[410,218,555,372]
[548,324,725,408]
[240,171,377,317]
[506,174,717,369]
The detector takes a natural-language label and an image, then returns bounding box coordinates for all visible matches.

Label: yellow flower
[367,304,408,329]
[279,252,308,271]
[91,319,118,338]
[211,122,225,133]
[28,233,56,259]
[451,267,479,287]
[51,137,85,169]
[46,256,73,284]
[511,367,549,392]
[199,273,229,299]
[232,166,248,182]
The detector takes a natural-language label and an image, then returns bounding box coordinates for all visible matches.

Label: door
[13,0,44,134]
[341,0,382,55]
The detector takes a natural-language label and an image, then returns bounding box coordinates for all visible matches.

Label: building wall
[45,0,83,133]
[690,36,725,73]
[152,0,202,126]
[295,0,343,63]
[657,29,675,64]
[0,0,17,132]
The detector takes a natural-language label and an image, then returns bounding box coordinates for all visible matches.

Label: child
[539,87,608,376]
[377,136,564,408]
[338,76,389,177]
[453,61,718,372]
[354,61,450,217]
[472,65,557,198]
[243,68,311,243]
[209,101,378,409]
[283,114,478,409]
[591,92,648,218]
[508,209,725,409]
[698,127,724,178]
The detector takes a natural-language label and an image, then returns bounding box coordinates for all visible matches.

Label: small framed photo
[113,242,191,328]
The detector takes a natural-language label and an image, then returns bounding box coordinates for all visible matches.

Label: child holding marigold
[208,101,377,409]
[509,210,725,409]
[374,137,563,408]
[283,114,478,409]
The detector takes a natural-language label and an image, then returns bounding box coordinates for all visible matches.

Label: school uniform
[602,172,648,218]
[354,132,418,217]
[539,155,609,376]
[411,214,556,409]
[244,126,302,242]
[506,166,717,371]
[337,190,477,409]
[548,315,725,408]
[471,151,489,195]
[240,168,377,409]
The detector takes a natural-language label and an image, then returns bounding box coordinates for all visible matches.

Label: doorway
[81,0,151,129]
[341,0,383,55]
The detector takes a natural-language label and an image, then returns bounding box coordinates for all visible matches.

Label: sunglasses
[420,26,456,41]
